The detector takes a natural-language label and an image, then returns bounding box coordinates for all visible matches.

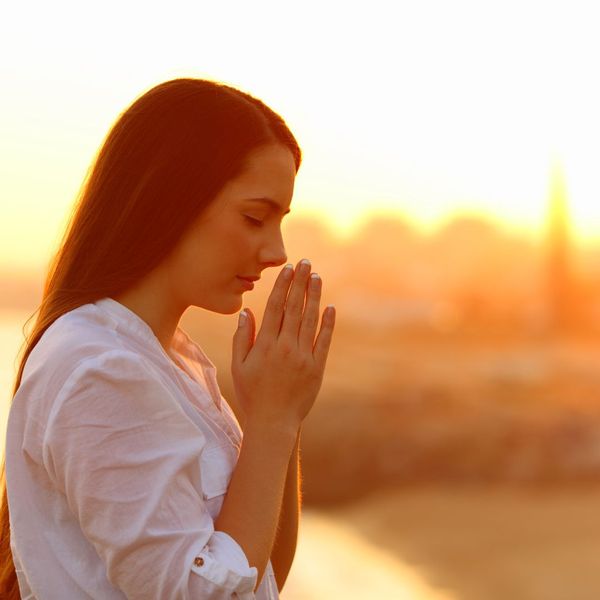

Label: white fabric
[5,297,280,599]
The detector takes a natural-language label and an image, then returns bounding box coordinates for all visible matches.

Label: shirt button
[194,557,204,567]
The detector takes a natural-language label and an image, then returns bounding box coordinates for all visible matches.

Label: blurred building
[545,160,576,333]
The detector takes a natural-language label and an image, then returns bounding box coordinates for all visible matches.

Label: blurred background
[3,1,600,598]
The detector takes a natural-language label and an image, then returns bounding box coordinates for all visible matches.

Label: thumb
[232,308,255,366]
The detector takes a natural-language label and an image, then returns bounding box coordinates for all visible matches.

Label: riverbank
[284,484,600,599]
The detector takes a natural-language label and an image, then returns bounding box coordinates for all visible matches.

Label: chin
[204,296,244,316]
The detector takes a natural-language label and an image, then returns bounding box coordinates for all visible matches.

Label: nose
[259,229,287,269]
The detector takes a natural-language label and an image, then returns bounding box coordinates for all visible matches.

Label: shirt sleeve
[42,349,258,600]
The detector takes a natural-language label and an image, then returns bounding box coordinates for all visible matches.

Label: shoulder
[60,347,155,388]
[47,348,181,439]
[20,305,167,423]
[24,303,134,382]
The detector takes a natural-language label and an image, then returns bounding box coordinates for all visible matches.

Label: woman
[0,78,336,599]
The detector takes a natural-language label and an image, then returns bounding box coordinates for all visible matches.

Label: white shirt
[5,297,280,599]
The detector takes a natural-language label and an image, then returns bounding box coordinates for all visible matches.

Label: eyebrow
[245,197,291,215]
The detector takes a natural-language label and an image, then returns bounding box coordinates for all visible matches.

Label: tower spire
[546,158,573,333]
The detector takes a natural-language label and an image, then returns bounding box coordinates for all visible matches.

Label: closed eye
[244,215,265,227]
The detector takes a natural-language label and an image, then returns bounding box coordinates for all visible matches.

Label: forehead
[232,144,296,187]
[217,144,296,212]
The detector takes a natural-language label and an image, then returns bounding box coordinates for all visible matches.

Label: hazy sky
[2,0,600,272]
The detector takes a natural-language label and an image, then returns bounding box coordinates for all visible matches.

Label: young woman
[0,78,336,599]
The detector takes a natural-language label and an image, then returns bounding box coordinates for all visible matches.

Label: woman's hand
[231,259,336,433]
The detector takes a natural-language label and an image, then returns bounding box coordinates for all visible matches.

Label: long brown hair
[0,77,302,598]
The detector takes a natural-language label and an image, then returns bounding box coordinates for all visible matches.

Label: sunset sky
[2,0,600,273]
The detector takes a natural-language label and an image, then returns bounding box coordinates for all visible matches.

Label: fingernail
[238,310,247,328]
[300,258,311,271]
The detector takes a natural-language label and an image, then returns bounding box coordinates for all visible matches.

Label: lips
[238,275,260,282]
[236,277,255,290]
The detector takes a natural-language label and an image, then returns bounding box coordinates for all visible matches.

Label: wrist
[243,417,300,444]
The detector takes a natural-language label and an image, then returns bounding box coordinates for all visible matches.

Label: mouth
[236,276,256,290]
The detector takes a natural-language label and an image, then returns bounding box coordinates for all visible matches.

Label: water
[284,509,455,599]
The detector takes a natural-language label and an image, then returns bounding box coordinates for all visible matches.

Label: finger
[231,307,256,367]
[248,307,256,343]
[255,264,294,345]
[313,305,336,366]
[279,258,311,341]
[298,272,321,353]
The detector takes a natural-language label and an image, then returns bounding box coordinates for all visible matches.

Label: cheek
[196,230,249,282]
[223,224,255,254]
[175,222,255,283]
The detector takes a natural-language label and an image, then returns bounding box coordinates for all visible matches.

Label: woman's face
[165,143,296,314]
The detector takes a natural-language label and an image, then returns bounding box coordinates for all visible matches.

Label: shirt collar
[93,296,220,386]
[94,297,164,348]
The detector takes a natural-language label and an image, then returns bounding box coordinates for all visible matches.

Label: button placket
[170,365,240,451]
